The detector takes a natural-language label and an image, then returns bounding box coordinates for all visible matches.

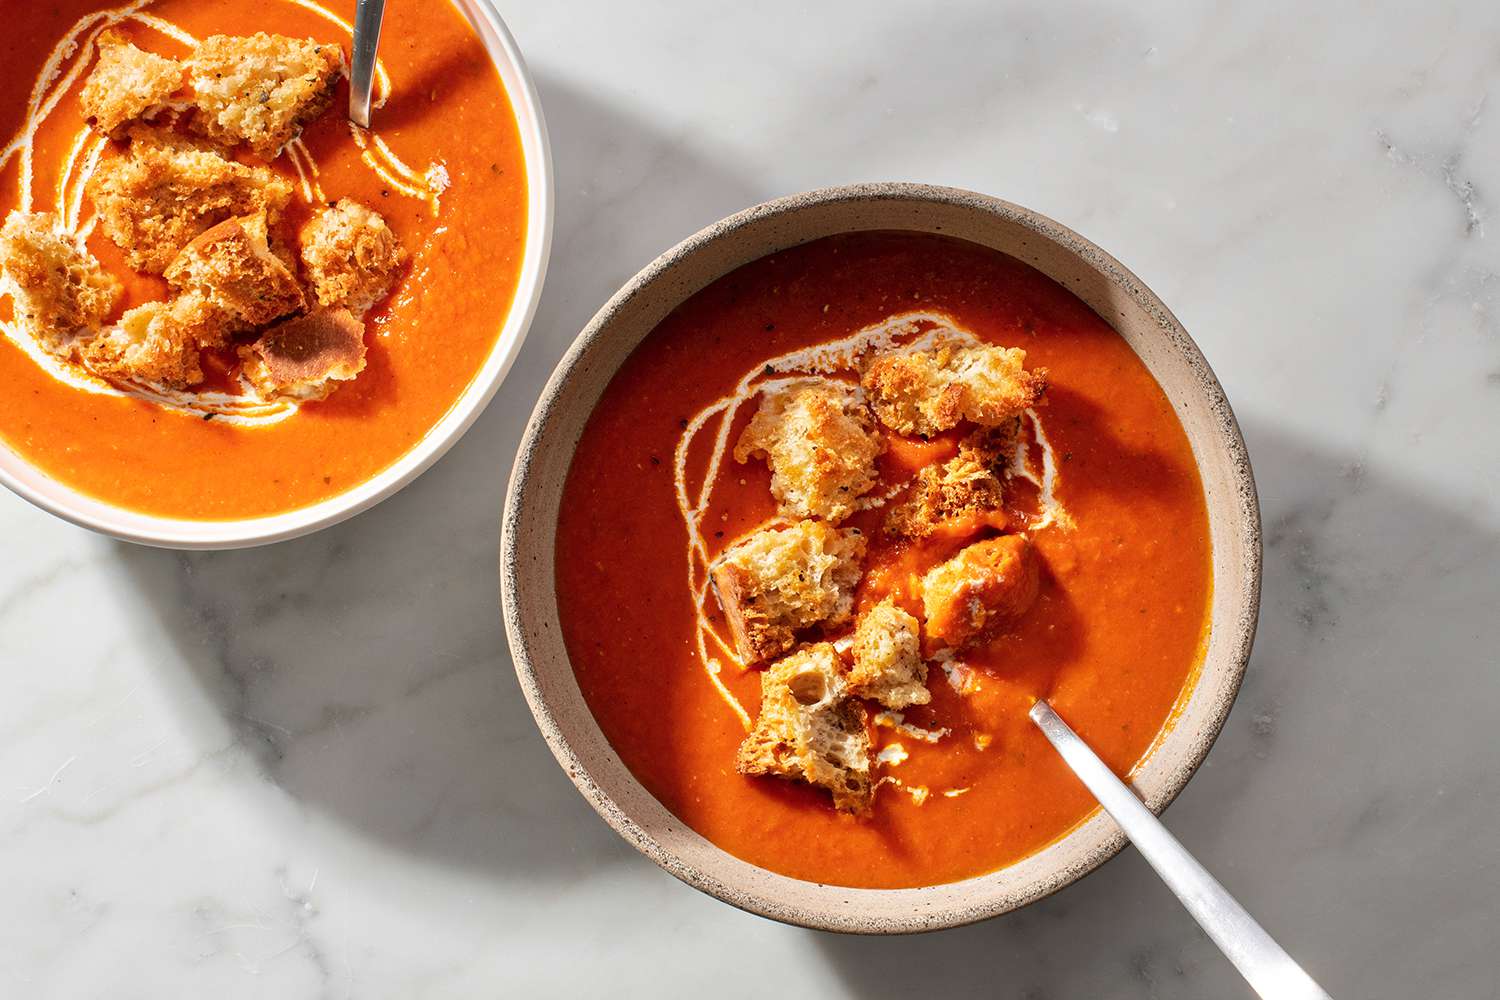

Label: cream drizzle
[287,138,326,203]
[674,310,1073,729]
[875,776,932,806]
[126,10,197,46]
[0,0,447,424]
[278,0,447,211]
[873,710,950,744]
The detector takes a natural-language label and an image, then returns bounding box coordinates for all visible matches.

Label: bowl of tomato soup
[0,0,552,547]
[502,183,1259,932]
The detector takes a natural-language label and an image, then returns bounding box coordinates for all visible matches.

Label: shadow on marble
[811,419,1500,1000]
[108,70,765,883]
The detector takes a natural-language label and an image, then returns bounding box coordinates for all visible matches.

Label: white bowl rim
[0,0,554,550]
[501,181,1261,934]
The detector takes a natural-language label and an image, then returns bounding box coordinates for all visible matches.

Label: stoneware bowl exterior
[0,0,554,549]
[501,183,1259,934]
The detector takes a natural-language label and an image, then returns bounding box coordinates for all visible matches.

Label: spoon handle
[1029,701,1331,1000]
[349,0,387,128]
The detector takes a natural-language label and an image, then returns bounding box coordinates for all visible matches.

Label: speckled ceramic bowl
[501,183,1259,933]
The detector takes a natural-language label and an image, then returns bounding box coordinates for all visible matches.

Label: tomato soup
[0,0,527,519]
[556,232,1213,889]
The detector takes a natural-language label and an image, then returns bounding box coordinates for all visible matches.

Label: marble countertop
[4,1,1498,996]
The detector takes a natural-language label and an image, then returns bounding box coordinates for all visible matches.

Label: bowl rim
[0,0,555,550]
[501,181,1260,933]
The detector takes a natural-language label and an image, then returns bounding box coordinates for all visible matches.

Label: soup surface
[556,232,1213,889]
[0,0,527,519]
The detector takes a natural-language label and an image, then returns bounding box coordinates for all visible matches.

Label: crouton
[885,425,1016,540]
[79,29,184,138]
[240,307,366,400]
[298,199,405,315]
[733,378,883,523]
[848,598,928,709]
[81,291,232,387]
[920,535,1041,649]
[862,343,1047,436]
[124,122,231,157]
[710,520,866,663]
[736,643,873,814]
[90,134,293,273]
[0,211,120,347]
[189,33,344,159]
[164,212,303,326]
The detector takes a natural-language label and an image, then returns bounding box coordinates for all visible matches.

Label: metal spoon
[348,0,386,128]
[1029,700,1331,1000]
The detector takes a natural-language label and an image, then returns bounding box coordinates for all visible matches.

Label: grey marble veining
[3,1,1499,996]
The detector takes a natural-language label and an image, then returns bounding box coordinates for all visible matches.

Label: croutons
[885,425,1015,540]
[0,211,119,347]
[239,307,367,400]
[298,199,405,315]
[920,535,1041,649]
[165,212,303,326]
[736,643,873,814]
[90,132,293,273]
[79,29,184,138]
[710,519,866,663]
[189,33,344,159]
[81,291,230,387]
[848,598,928,709]
[862,343,1047,436]
[733,378,883,523]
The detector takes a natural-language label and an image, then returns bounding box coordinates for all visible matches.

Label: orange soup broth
[0,0,527,519]
[556,232,1213,889]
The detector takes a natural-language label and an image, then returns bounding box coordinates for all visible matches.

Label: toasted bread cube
[165,212,303,326]
[885,425,1015,540]
[920,535,1040,650]
[862,344,1047,436]
[733,378,883,523]
[848,598,929,709]
[79,28,184,138]
[736,643,873,814]
[710,520,866,663]
[90,133,293,273]
[189,33,343,159]
[298,199,405,315]
[0,211,120,347]
[81,291,232,387]
[240,308,366,401]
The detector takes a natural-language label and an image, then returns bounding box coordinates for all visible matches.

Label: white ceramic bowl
[0,0,553,549]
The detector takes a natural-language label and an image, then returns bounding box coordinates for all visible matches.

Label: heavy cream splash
[0,0,447,424]
[674,311,1072,743]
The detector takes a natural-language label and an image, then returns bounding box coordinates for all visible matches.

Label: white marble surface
[3,0,1499,996]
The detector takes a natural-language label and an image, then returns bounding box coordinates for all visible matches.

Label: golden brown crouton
[165,212,303,326]
[240,308,366,400]
[298,199,405,315]
[862,344,1047,436]
[124,122,234,158]
[81,291,231,387]
[90,134,293,273]
[189,33,344,159]
[79,29,184,138]
[736,643,873,814]
[0,211,120,347]
[885,425,1016,540]
[733,378,883,523]
[710,520,866,663]
[920,535,1040,649]
[848,598,929,709]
